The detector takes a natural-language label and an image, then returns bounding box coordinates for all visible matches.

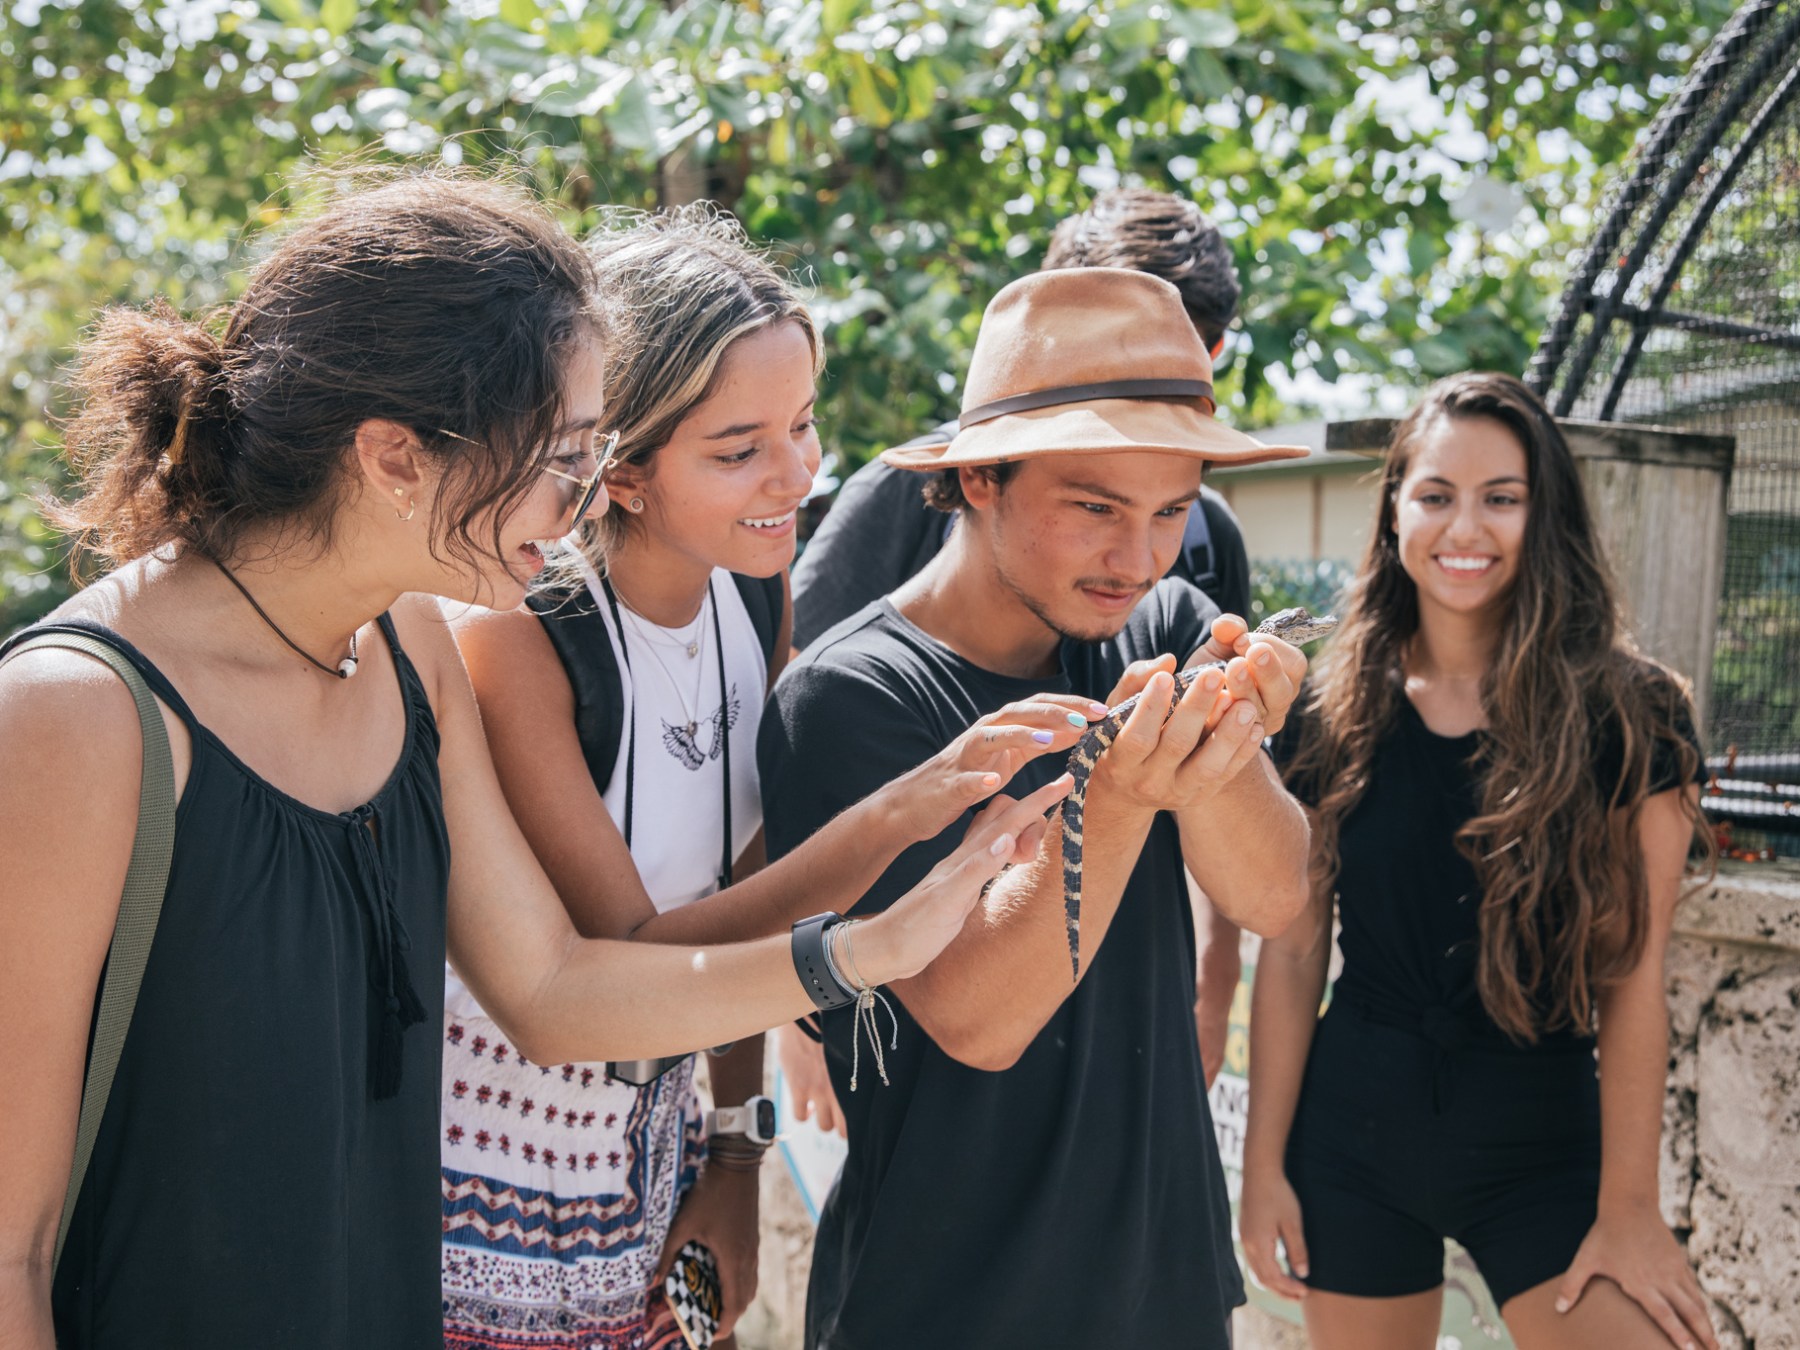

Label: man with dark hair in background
[780,189,1256,1132]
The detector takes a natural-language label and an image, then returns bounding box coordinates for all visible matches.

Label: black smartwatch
[791,911,856,1012]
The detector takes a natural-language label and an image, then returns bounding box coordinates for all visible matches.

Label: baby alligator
[1059,607,1339,980]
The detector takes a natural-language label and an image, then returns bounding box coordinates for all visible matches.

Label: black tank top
[9,617,451,1348]
[1273,690,1700,1053]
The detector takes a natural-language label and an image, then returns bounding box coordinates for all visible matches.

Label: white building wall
[1212,464,1380,563]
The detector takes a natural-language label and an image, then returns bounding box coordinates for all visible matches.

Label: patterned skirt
[440,1000,704,1350]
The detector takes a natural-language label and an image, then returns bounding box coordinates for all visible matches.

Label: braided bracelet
[789,913,900,1092]
[833,920,898,1092]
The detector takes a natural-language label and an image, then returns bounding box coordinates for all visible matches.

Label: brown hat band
[960,378,1216,428]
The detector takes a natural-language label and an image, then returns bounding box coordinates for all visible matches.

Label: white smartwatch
[706,1095,777,1146]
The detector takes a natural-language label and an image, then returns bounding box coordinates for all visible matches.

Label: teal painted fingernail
[1032,729,1055,744]
[1067,712,1088,728]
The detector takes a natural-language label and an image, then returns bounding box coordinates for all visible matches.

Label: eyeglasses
[540,428,622,527]
[435,426,622,529]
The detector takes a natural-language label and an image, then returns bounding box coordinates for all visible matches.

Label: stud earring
[628,497,645,514]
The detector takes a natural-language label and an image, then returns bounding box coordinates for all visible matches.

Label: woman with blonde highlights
[443,208,1097,1347]
[446,207,807,1349]
[1240,372,1716,1350]
[0,175,1071,1350]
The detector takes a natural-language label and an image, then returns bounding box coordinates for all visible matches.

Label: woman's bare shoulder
[448,599,551,660]
[444,597,565,699]
[1,568,158,758]
[0,636,147,873]
[389,594,564,725]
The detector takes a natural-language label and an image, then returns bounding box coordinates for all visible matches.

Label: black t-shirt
[792,450,1252,650]
[759,580,1245,1350]
[1272,688,1704,1049]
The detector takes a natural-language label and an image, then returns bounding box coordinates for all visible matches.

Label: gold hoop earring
[395,493,416,523]
[628,497,645,514]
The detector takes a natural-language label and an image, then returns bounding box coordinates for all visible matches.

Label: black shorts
[1285,1000,1601,1310]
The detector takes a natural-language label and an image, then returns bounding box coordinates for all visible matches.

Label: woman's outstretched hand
[1556,1211,1718,1350]
[857,774,1072,985]
[879,695,1103,845]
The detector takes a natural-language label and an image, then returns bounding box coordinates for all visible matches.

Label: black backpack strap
[1180,497,1218,592]
[526,582,625,795]
[529,570,785,793]
[730,571,787,668]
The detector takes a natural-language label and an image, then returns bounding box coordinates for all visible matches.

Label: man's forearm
[703,1034,767,1111]
[890,795,1155,1072]
[1179,755,1308,938]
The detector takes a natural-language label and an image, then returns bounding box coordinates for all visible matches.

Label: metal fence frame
[1527,0,1800,852]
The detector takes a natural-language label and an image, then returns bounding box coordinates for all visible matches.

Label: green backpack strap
[3,632,177,1275]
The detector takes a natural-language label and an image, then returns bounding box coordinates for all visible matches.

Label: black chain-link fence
[1529,0,1800,854]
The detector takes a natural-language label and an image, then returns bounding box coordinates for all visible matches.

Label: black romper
[1271,694,1698,1309]
[8,618,451,1349]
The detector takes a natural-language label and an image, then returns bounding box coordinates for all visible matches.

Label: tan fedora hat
[882,267,1308,472]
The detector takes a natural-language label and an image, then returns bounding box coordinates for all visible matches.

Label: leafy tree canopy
[0,0,1734,626]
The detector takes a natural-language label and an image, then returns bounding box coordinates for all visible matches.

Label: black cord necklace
[210,557,360,679]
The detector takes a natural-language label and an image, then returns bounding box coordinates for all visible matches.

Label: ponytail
[49,301,239,566]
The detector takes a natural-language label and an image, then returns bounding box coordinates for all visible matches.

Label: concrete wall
[1232,862,1800,1350]
[1659,861,1800,1350]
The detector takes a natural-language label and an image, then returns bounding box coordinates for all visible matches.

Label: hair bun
[144,306,230,470]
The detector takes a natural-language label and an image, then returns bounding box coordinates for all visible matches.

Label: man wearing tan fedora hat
[758,267,1313,1348]
[780,190,1259,1136]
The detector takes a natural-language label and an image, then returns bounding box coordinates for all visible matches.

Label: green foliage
[0,0,1734,628]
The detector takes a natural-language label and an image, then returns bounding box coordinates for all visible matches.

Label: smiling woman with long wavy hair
[1239,372,1716,1350]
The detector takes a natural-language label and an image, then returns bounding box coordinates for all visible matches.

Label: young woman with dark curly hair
[0,173,1071,1350]
[1240,372,1717,1350]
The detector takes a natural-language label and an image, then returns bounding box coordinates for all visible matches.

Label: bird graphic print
[661,684,739,771]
